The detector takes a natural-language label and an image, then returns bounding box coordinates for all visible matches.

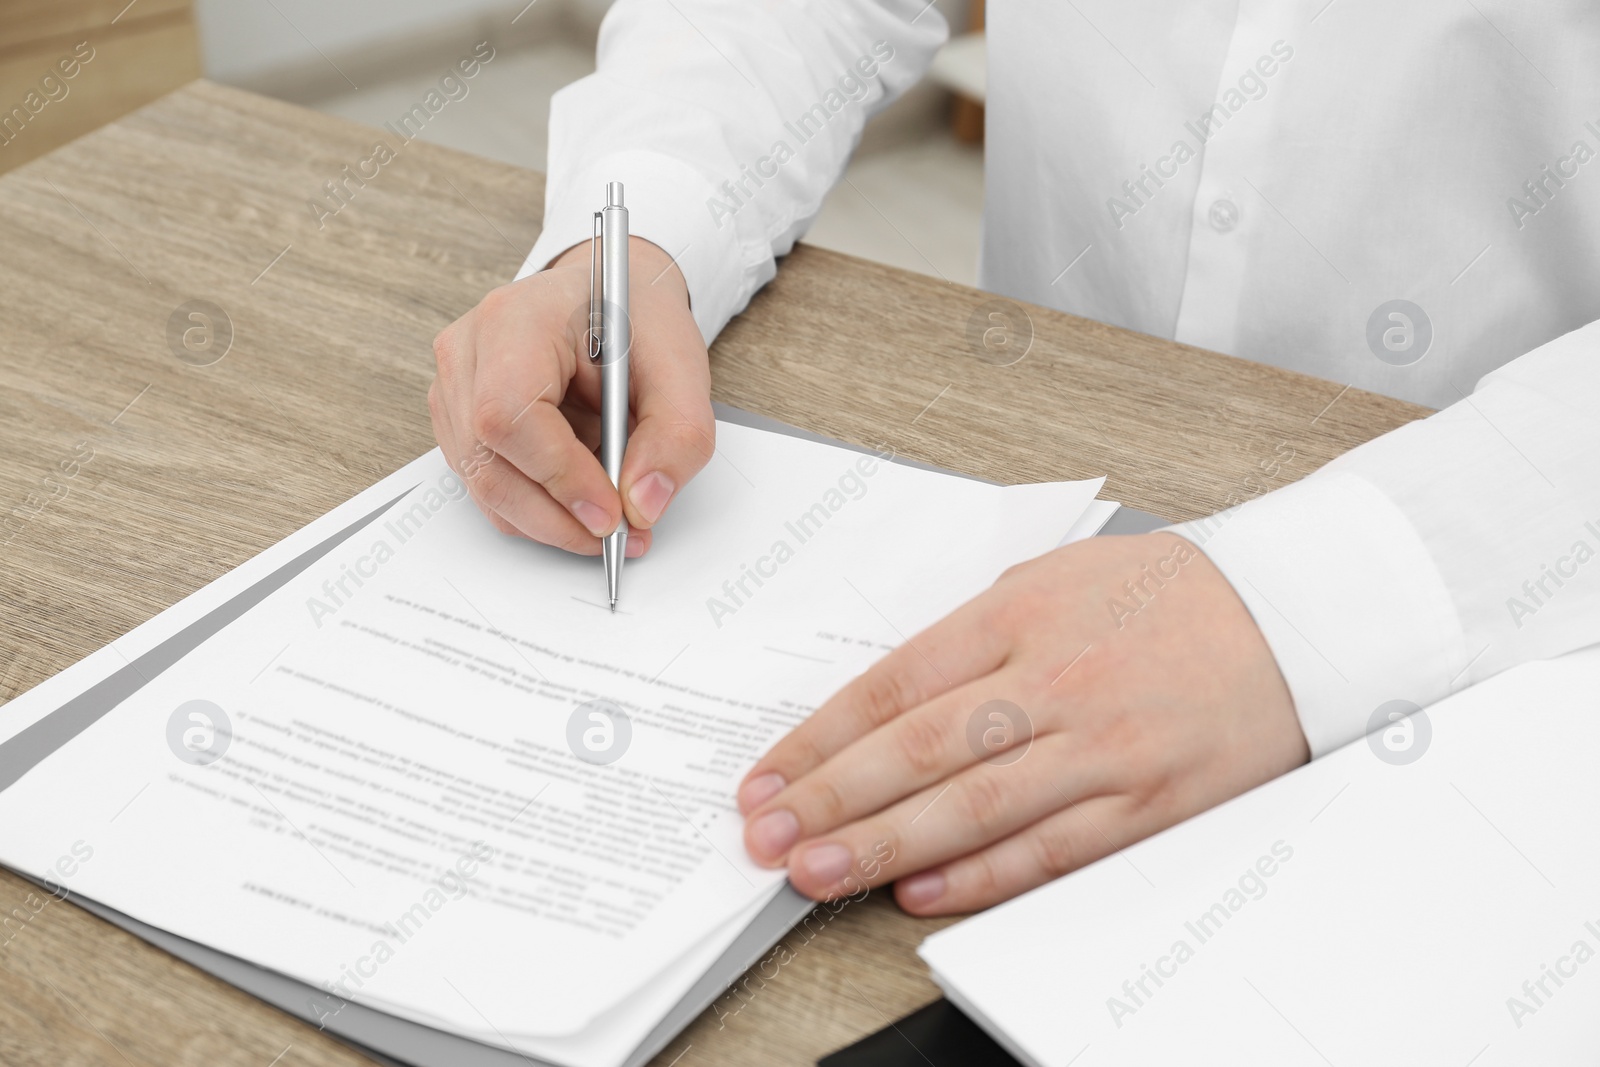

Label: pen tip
[609,599,617,613]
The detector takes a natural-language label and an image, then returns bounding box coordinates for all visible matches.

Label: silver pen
[589,182,630,611]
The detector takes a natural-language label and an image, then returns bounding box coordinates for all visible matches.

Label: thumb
[618,312,715,532]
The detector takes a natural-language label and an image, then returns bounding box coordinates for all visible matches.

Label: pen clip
[587,211,603,364]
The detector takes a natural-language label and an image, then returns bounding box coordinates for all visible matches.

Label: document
[920,648,1600,1067]
[0,420,1103,1066]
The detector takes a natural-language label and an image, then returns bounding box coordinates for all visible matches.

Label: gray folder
[2,404,1165,1067]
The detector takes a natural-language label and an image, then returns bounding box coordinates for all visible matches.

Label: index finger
[736,592,1009,812]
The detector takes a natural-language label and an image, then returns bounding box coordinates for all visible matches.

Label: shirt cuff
[519,149,749,346]
[1170,471,1468,758]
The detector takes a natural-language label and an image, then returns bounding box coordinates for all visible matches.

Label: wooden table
[0,81,1427,1067]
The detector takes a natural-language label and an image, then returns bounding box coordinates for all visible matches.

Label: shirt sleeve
[516,0,948,345]
[1172,320,1600,757]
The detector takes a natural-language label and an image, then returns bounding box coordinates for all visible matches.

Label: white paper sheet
[0,420,1102,1063]
[920,646,1600,1067]
[1058,499,1120,546]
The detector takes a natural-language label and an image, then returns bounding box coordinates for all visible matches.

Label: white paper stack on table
[0,416,1109,1067]
[921,648,1600,1067]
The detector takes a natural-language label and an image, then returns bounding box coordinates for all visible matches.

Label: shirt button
[1208,198,1239,232]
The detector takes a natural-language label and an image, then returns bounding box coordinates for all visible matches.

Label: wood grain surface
[0,80,1428,1067]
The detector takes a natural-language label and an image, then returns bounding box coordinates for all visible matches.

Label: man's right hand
[429,237,715,556]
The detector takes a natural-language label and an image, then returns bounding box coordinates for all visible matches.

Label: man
[429,1,1600,915]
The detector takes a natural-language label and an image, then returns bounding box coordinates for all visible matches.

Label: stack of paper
[0,419,1105,1067]
[921,648,1600,1066]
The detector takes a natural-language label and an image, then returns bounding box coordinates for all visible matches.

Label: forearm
[519,0,948,344]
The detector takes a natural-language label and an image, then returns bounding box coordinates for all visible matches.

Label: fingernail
[799,843,853,885]
[747,810,799,861]
[739,773,786,813]
[628,471,676,525]
[570,500,612,537]
[897,870,945,909]
[625,533,645,558]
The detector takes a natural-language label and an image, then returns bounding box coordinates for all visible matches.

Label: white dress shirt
[518,0,1600,757]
